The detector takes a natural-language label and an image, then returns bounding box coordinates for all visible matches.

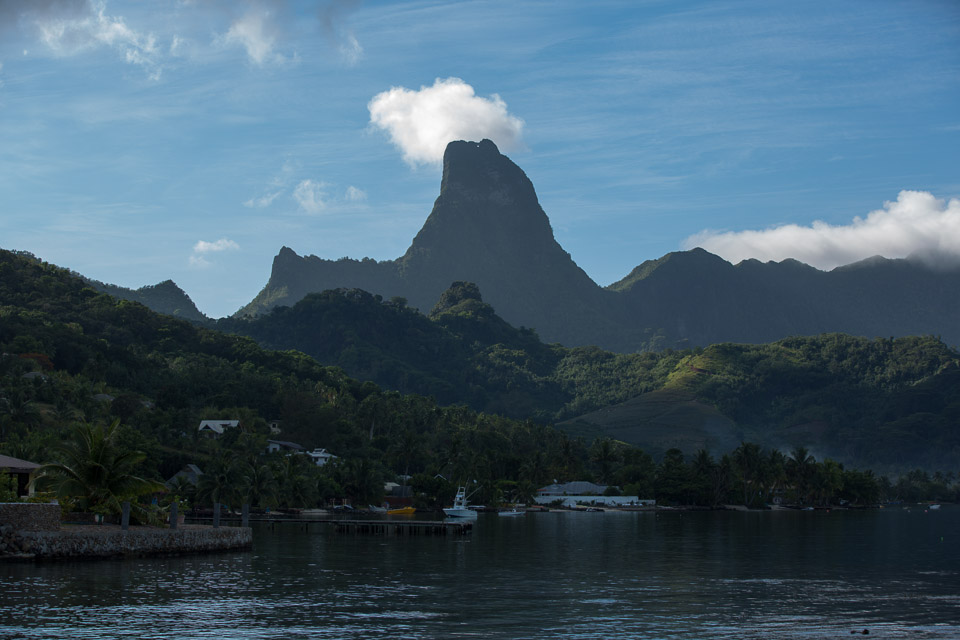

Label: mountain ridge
[234,139,960,351]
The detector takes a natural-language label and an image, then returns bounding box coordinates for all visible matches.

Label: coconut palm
[239,460,278,509]
[34,419,163,514]
[196,453,241,509]
[787,446,816,505]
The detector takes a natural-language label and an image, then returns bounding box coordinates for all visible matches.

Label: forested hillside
[1,248,957,513]
[0,249,590,508]
[221,276,960,470]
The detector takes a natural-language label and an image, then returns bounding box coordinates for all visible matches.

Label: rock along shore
[0,510,253,560]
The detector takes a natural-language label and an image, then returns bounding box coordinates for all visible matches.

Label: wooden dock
[187,517,473,536]
[333,520,473,536]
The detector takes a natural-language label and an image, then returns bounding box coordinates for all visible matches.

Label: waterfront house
[537,481,609,496]
[197,419,240,438]
[0,454,41,498]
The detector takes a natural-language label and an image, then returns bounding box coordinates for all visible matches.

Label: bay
[2,507,958,639]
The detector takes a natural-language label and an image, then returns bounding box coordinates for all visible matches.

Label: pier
[332,520,473,536]
[188,516,473,536]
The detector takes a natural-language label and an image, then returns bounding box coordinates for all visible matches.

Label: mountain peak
[409,139,554,259]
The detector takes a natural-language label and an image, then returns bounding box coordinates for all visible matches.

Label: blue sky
[1,0,958,318]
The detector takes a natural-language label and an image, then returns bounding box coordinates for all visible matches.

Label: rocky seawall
[1,503,252,560]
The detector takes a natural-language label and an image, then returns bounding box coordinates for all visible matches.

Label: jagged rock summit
[237,139,960,352]
[238,139,617,346]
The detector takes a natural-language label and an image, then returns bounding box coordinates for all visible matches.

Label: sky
[1,0,958,318]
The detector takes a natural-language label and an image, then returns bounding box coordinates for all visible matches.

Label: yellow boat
[387,506,416,515]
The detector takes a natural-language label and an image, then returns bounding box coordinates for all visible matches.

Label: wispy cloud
[345,185,366,201]
[217,5,287,66]
[243,190,283,208]
[5,0,163,78]
[293,179,328,214]
[683,191,960,270]
[190,237,239,268]
[3,0,364,73]
[320,0,362,65]
[368,77,525,167]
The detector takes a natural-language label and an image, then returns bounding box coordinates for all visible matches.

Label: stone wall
[17,525,252,559]
[0,503,61,531]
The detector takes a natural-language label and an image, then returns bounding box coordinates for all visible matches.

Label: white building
[305,448,337,467]
[197,419,240,438]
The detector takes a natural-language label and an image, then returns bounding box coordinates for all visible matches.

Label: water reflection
[1,508,958,639]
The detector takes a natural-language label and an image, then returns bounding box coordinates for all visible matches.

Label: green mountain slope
[221,275,960,470]
[0,249,587,498]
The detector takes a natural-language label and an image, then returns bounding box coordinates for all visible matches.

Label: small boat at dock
[387,506,416,515]
[443,486,479,519]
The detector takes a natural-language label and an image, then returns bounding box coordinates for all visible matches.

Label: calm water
[1,508,958,639]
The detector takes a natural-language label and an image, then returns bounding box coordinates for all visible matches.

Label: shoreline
[0,523,252,562]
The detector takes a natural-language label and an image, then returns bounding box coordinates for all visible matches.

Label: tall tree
[34,419,163,514]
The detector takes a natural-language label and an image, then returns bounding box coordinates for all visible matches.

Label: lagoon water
[1,508,958,639]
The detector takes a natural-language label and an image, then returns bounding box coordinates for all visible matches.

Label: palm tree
[787,446,816,505]
[196,453,241,509]
[733,442,764,508]
[239,460,278,509]
[590,437,619,484]
[34,419,163,514]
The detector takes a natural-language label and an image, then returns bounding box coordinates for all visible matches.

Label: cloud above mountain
[190,237,239,268]
[368,77,525,167]
[684,191,960,270]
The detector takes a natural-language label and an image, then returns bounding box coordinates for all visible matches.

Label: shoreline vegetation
[1,249,958,537]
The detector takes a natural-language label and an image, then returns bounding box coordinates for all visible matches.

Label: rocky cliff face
[239,139,620,346]
[237,139,960,351]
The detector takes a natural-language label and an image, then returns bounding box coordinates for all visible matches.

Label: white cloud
[14,0,162,76]
[683,191,960,270]
[243,190,283,208]
[320,0,362,65]
[368,77,525,167]
[293,179,327,213]
[189,237,239,268]
[193,238,240,254]
[218,8,284,66]
[345,185,366,201]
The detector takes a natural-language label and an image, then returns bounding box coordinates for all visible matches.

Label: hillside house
[197,419,240,438]
[165,463,203,489]
[267,440,305,454]
[305,448,337,467]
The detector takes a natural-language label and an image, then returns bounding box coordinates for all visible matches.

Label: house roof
[197,419,240,434]
[268,440,304,451]
[0,454,41,473]
[165,463,203,488]
[537,481,608,495]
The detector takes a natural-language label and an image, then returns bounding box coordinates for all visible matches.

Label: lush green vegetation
[220,281,960,471]
[0,250,587,510]
[1,249,957,514]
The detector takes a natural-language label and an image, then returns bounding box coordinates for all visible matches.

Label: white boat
[498,508,525,517]
[443,486,479,519]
